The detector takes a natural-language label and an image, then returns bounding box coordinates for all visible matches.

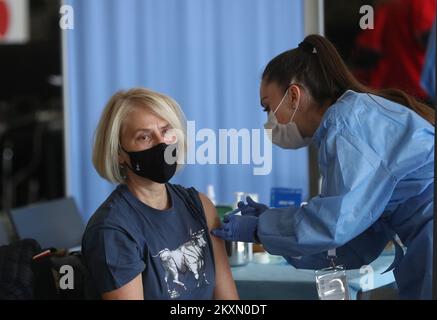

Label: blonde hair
[93,87,187,184]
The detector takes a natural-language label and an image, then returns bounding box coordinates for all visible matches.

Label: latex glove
[211,213,259,243]
[237,196,269,217]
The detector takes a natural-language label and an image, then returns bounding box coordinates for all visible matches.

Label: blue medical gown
[258,90,434,299]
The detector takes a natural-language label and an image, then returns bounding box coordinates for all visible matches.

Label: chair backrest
[10,197,85,250]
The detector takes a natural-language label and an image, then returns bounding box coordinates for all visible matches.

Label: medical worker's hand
[211,213,259,243]
[237,196,269,217]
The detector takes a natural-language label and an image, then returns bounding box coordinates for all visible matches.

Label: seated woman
[82,88,238,300]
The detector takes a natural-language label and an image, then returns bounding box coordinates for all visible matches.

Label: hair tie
[298,41,317,54]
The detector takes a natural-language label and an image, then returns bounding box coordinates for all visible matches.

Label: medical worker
[212,35,435,299]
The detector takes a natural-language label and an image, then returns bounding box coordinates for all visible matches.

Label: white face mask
[264,90,311,149]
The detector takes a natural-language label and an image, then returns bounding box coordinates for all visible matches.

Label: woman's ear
[287,84,301,109]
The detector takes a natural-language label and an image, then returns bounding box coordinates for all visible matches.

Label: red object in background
[0,0,9,38]
[355,0,436,101]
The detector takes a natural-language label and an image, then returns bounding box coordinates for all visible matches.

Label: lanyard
[316,248,350,300]
[327,248,336,268]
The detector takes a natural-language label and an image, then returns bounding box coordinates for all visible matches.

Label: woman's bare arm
[199,193,239,300]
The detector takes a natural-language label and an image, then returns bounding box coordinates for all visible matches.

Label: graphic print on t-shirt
[152,229,209,299]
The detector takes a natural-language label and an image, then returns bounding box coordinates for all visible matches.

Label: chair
[9,197,85,250]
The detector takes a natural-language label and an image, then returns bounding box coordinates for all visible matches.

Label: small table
[231,253,396,300]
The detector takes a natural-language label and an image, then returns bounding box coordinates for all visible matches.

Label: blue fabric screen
[64,0,307,220]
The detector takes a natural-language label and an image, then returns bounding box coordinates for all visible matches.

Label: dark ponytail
[262,34,435,125]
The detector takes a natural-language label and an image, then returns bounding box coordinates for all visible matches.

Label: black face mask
[121,143,177,183]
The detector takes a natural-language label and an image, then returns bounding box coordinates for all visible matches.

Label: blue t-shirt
[82,183,216,300]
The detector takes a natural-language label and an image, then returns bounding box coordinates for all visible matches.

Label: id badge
[315,265,350,300]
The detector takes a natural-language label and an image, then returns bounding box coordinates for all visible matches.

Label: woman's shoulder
[328,90,368,120]
[168,183,210,211]
[315,90,388,145]
[168,183,201,206]
[332,90,426,123]
[84,185,133,234]
[168,182,196,193]
[168,183,217,230]
[326,90,422,133]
